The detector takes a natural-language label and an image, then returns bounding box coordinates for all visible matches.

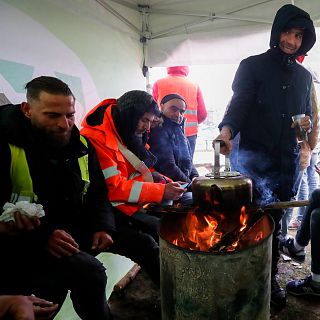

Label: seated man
[0,77,159,320]
[148,93,199,205]
[279,184,320,296]
[0,295,58,320]
[81,90,186,242]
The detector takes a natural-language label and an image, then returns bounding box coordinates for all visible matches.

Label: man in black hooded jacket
[214,4,316,307]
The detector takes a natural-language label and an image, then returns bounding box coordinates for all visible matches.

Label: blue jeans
[296,189,320,274]
[281,169,304,237]
[296,152,319,220]
[281,152,319,236]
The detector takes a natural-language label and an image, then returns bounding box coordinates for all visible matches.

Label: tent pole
[140,5,152,93]
[95,0,142,35]
[145,66,152,94]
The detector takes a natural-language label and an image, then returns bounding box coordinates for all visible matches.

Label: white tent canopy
[102,0,320,66]
[1,0,319,106]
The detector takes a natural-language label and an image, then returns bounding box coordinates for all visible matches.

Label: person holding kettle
[213,4,316,308]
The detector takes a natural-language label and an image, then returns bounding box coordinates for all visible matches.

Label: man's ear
[21,102,31,118]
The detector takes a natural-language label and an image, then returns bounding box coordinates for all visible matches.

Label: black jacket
[149,116,198,183]
[0,104,116,245]
[218,4,316,203]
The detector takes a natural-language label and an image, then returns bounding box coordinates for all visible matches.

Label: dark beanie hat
[160,93,186,105]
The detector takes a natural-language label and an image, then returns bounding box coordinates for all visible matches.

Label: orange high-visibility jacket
[153,66,207,137]
[81,99,165,216]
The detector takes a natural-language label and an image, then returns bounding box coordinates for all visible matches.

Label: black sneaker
[287,275,320,296]
[271,277,287,307]
[279,237,305,263]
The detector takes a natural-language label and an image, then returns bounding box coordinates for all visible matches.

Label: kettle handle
[213,140,231,177]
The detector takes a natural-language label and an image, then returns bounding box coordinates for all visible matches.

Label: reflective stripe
[129,172,142,179]
[103,166,120,179]
[128,181,143,203]
[17,195,32,202]
[185,121,198,127]
[79,136,90,195]
[111,201,125,207]
[116,138,153,182]
[185,109,197,115]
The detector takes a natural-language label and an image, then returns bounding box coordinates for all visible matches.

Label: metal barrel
[159,213,274,320]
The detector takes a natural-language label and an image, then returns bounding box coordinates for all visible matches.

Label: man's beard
[32,125,72,148]
[170,117,182,124]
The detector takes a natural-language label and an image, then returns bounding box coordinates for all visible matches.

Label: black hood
[270,4,316,56]
[113,90,160,168]
[85,91,160,168]
[112,90,160,147]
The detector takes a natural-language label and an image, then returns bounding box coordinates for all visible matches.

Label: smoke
[235,149,278,206]
[253,176,278,206]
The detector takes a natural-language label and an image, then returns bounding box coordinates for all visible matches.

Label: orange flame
[225,206,248,251]
[172,212,223,251]
[170,206,263,252]
[239,206,248,232]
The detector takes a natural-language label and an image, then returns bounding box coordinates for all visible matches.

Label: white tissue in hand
[0,201,45,222]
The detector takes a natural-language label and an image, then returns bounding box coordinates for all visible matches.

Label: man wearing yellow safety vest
[152,66,208,159]
[0,77,160,320]
[81,90,186,242]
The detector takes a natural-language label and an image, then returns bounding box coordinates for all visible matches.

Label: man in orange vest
[152,66,207,159]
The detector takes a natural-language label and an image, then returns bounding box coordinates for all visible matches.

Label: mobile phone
[180,182,192,189]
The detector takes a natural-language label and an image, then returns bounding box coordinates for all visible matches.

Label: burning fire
[239,206,248,231]
[226,206,248,252]
[171,206,264,252]
[173,212,223,251]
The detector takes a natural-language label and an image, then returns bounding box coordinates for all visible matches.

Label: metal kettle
[191,140,253,211]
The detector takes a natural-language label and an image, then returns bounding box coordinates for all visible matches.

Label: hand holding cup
[291,114,311,142]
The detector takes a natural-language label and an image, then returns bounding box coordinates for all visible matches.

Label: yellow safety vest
[9,136,90,203]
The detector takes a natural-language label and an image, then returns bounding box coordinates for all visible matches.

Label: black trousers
[0,233,112,320]
[0,221,160,319]
[111,211,160,285]
[268,209,284,278]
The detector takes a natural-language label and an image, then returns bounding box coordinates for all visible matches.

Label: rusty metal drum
[159,213,274,320]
